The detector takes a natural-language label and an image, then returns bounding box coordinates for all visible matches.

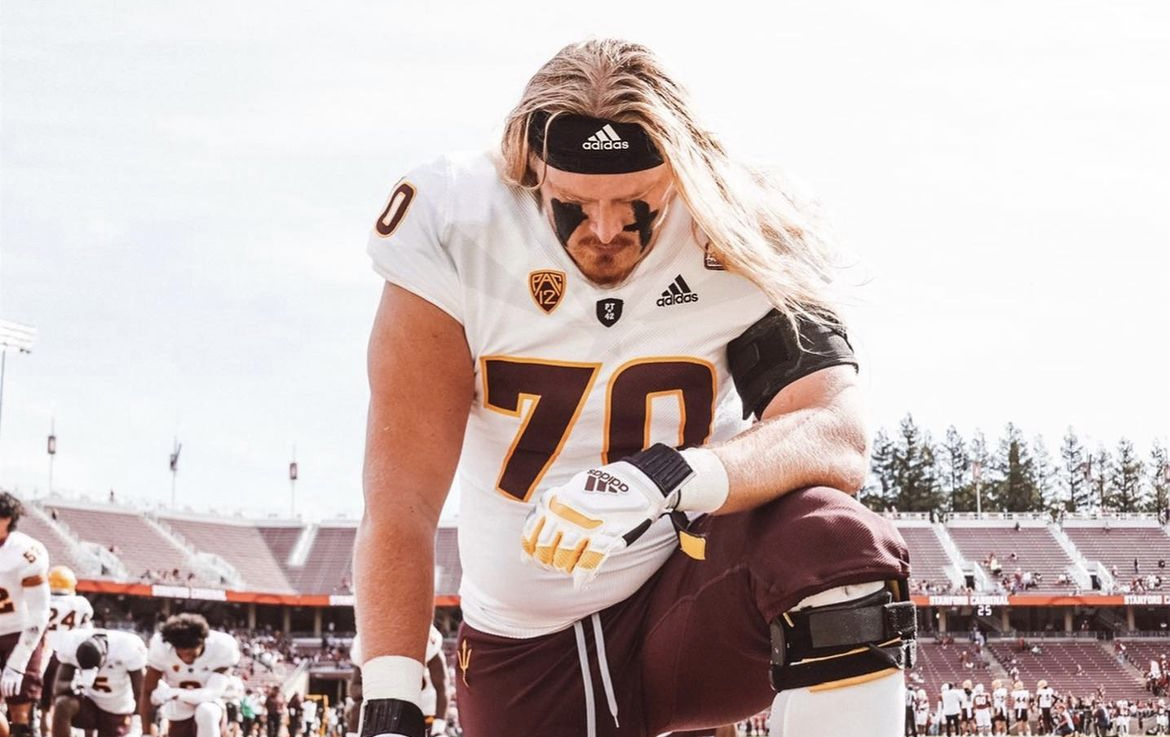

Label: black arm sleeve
[727,309,858,421]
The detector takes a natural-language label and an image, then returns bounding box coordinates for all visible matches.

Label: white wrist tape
[678,447,730,513]
[362,656,424,708]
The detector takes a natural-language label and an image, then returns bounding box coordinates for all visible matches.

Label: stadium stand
[159,513,296,594]
[1063,521,1170,591]
[986,639,1148,703]
[908,640,995,699]
[435,526,460,598]
[18,505,98,575]
[44,500,210,585]
[948,522,1076,594]
[287,523,356,594]
[258,523,303,568]
[896,523,958,592]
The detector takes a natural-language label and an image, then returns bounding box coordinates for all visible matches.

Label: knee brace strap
[770,584,917,692]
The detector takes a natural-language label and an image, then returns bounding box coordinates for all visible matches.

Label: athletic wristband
[360,699,426,737]
[430,718,446,736]
[361,656,424,707]
[677,447,730,513]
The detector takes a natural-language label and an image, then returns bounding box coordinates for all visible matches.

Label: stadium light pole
[0,319,37,461]
[289,446,298,517]
[169,437,182,507]
[47,419,57,493]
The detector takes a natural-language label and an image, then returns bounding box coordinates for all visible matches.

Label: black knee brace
[770,581,917,691]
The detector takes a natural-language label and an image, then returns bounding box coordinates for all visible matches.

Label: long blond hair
[501,39,843,327]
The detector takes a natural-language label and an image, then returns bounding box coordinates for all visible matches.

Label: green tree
[1088,446,1113,510]
[1032,435,1057,510]
[966,431,992,514]
[993,423,1041,512]
[1149,442,1170,520]
[1107,438,1145,512]
[861,429,897,512]
[891,415,943,512]
[940,426,969,513]
[1059,428,1090,511]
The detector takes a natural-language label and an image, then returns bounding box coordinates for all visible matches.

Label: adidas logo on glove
[584,469,630,494]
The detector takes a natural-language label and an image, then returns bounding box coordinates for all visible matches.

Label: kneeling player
[139,614,240,737]
[52,629,146,737]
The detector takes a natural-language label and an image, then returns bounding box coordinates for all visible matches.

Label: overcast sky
[1,1,1167,521]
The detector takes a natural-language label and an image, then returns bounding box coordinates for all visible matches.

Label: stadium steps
[148,515,244,589]
[287,524,318,568]
[20,500,108,576]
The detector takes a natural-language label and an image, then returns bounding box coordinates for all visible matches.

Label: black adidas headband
[527,111,665,174]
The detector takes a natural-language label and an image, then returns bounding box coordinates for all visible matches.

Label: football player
[0,492,51,737]
[356,38,912,737]
[51,629,147,737]
[139,614,240,737]
[991,679,1009,736]
[1011,680,1032,736]
[1034,680,1055,735]
[347,628,448,737]
[40,565,94,736]
[973,683,993,736]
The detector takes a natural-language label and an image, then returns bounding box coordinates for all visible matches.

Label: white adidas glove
[0,666,24,697]
[151,682,178,705]
[521,444,729,588]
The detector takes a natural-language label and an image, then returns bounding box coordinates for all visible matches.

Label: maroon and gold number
[482,357,716,501]
[92,676,112,693]
[374,181,416,238]
[47,607,60,630]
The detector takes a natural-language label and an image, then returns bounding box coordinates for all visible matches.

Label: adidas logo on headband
[583,124,630,151]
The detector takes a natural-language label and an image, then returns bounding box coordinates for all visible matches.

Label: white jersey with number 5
[57,629,147,715]
[0,531,49,637]
[368,153,796,638]
[47,593,95,654]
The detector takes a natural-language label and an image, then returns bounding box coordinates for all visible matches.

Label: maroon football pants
[455,486,910,736]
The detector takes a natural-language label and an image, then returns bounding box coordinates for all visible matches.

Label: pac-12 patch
[596,298,623,327]
[529,270,566,313]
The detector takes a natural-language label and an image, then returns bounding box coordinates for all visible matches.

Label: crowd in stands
[140,567,200,584]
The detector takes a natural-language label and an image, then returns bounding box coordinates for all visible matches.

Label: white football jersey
[1012,689,1030,710]
[147,629,240,688]
[0,531,50,636]
[369,153,789,637]
[46,593,95,653]
[1037,686,1055,708]
[993,686,1008,711]
[57,629,147,715]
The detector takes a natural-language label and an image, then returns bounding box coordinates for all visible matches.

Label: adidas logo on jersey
[584,469,629,494]
[656,274,699,306]
[582,124,630,151]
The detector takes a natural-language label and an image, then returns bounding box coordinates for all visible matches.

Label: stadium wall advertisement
[77,578,460,607]
[75,578,1163,610]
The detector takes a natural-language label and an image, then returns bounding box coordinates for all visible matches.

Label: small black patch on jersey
[596,298,623,327]
[727,309,858,420]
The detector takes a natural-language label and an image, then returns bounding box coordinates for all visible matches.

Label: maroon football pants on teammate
[456,486,911,737]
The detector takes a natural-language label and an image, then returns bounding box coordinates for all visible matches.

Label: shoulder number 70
[481,357,716,502]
